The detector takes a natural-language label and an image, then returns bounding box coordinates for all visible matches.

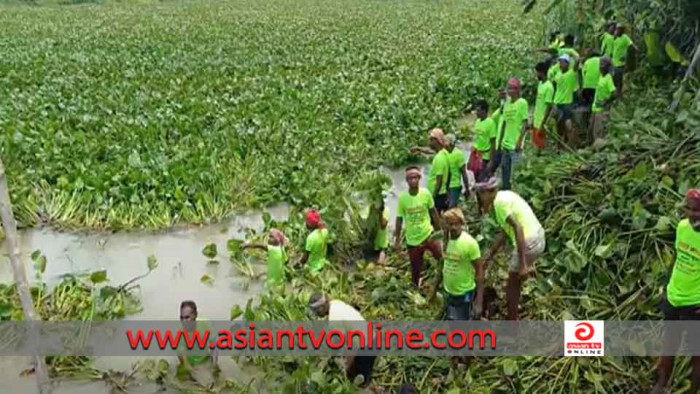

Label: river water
[0,138,474,393]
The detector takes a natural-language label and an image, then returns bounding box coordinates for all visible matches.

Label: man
[580,50,601,109]
[589,56,617,144]
[612,24,634,95]
[600,23,615,57]
[300,210,329,275]
[409,129,450,213]
[531,61,555,151]
[471,99,497,182]
[242,229,289,287]
[309,293,375,387]
[553,54,580,147]
[558,34,580,62]
[178,301,218,386]
[652,190,700,394]
[366,193,389,265]
[444,133,469,208]
[394,166,443,287]
[492,78,528,191]
[475,177,545,320]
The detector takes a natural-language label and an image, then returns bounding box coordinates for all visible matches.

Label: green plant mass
[0,0,540,230]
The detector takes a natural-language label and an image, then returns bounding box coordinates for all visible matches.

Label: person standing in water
[366,193,390,265]
[475,177,545,320]
[300,210,329,275]
[177,300,218,386]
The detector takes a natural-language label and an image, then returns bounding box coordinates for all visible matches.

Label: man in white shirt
[309,293,375,387]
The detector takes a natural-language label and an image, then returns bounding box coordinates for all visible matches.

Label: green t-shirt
[582,57,601,89]
[178,319,211,366]
[493,190,543,246]
[443,232,482,296]
[547,62,561,83]
[397,188,434,247]
[558,47,580,62]
[374,207,390,250]
[305,228,329,273]
[473,117,496,160]
[500,97,528,151]
[592,73,616,114]
[267,244,287,284]
[666,219,700,307]
[447,148,465,189]
[553,69,579,105]
[427,149,450,195]
[612,34,632,67]
[601,32,614,57]
[533,80,554,129]
[491,105,505,149]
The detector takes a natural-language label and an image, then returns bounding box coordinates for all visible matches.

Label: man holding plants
[652,189,700,394]
[410,128,450,213]
[394,166,443,287]
[490,78,528,191]
[475,177,545,320]
[242,228,289,287]
[300,210,329,275]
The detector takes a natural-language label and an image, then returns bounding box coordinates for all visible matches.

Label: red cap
[306,210,321,228]
[507,78,521,89]
[687,189,700,210]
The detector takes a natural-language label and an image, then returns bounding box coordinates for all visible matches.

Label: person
[309,293,375,387]
[177,300,219,386]
[580,50,601,109]
[242,229,288,287]
[612,24,634,95]
[475,177,545,320]
[394,166,443,287]
[300,210,329,275]
[471,99,497,183]
[491,78,528,191]
[366,194,390,265]
[410,129,450,213]
[531,61,555,151]
[432,208,484,319]
[552,54,580,147]
[600,23,615,57]
[444,133,469,208]
[558,34,580,62]
[589,56,617,144]
[652,189,700,394]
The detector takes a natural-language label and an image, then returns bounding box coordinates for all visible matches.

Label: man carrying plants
[394,166,443,287]
[475,177,545,320]
[409,128,450,213]
[242,228,289,288]
[300,210,330,276]
[444,133,469,209]
[177,300,219,386]
[309,293,375,388]
[652,189,700,394]
[490,78,528,191]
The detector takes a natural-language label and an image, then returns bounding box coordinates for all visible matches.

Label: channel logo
[564,320,604,357]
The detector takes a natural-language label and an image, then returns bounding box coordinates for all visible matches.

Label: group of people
[172,23,700,393]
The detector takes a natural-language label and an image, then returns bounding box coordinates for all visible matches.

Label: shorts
[581,88,595,107]
[660,297,700,321]
[347,355,376,386]
[659,296,700,352]
[613,67,624,86]
[555,104,573,122]
[434,193,449,212]
[407,238,442,285]
[445,291,474,321]
[448,187,461,208]
[509,228,546,272]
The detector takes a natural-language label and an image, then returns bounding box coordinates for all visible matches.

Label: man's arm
[393,217,403,251]
[460,164,470,195]
[242,244,267,252]
[434,175,443,199]
[429,208,441,231]
[515,120,528,152]
[507,216,527,275]
[474,258,485,318]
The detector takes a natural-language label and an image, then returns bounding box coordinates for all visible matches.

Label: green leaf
[543,0,563,14]
[230,305,243,320]
[89,270,108,284]
[227,239,243,254]
[594,243,613,259]
[310,371,326,385]
[202,243,218,259]
[147,255,158,271]
[654,216,673,232]
[665,42,688,65]
[502,359,518,376]
[30,250,41,261]
[200,274,213,286]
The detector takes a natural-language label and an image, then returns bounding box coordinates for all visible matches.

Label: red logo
[574,322,594,341]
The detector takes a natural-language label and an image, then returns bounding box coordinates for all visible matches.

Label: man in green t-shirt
[653,190,700,394]
[490,78,528,191]
[553,54,580,147]
[612,24,634,95]
[530,61,555,151]
[475,177,545,321]
[443,133,469,209]
[393,166,443,287]
[600,23,615,57]
[243,228,289,287]
[177,300,218,386]
[580,50,601,109]
[301,210,330,275]
[589,56,617,143]
[365,194,390,265]
[471,100,497,183]
[409,129,451,213]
